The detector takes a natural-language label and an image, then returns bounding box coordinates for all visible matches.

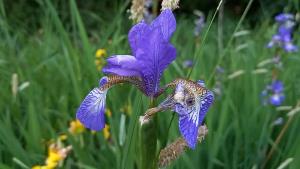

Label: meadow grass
[0,0,300,168]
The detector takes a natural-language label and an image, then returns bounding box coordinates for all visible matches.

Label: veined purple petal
[104,10,177,96]
[128,10,175,52]
[179,114,199,149]
[198,91,214,125]
[128,22,150,56]
[136,29,176,95]
[177,92,214,149]
[151,9,176,41]
[76,88,107,130]
[99,76,108,87]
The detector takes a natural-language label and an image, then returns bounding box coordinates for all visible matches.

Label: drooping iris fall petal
[76,77,108,130]
[176,81,214,149]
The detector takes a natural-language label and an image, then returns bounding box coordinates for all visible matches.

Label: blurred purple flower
[275,13,294,22]
[269,93,285,106]
[193,10,205,37]
[182,59,194,68]
[77,9,176,131]
[271,80,283,93]
[267,13,298,52]
[261,80,285,106]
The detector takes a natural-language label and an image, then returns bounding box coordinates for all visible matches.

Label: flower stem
[139,99,158,169]
[261,115,293,169]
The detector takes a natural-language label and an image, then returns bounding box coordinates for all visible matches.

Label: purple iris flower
[175,83,214,149]
[76,9,176,130]
[76,10,214,149]
[157,79,214,149]
[261,80,285,106]
[193,10,205,37]
[269,93,285,106]
[267,13,298,52]
[269,80,285,106]
[182,59,194,68]
[103,9,176,96]
[271,80,283,93]
[275,13,294,23]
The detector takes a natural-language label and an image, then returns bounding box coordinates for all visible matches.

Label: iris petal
[151,9,176,41]
[179,114,199,149]
[117,9,177,96]
[176,82,214,149]
[103,55,140,76]
[198,91,214,125]
[135,29,176,95]
[102,66,141,77]
[128,22,150,56]
[76,88,107,130]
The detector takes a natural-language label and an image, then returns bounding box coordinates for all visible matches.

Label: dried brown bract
[158,124,208,168]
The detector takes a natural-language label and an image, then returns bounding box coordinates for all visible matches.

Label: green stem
[140,99,158,169]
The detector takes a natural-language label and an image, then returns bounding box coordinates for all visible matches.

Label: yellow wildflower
[32,143,72,169]
[58,134,67,141]
[95,48,107,71]
[47,147,63,163]
[95,48,106,58]
[32,166,48,169]
[103,124,111,140]
[68,119,85,135]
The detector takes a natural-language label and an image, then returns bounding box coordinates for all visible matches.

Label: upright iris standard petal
[151,9,176,41]
[76,77,108,130]
[129,9,176,54]
[104,9,177,96]
[136,29,176,95]
[128,22,149,56]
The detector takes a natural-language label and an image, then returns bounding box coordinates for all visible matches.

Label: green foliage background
[0,0,299,168]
